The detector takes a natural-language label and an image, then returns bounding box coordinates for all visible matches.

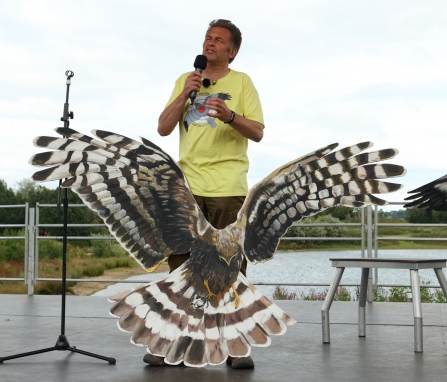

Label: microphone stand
[0,71,116,365]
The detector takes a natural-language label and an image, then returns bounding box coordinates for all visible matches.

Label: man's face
[203,27,237,64]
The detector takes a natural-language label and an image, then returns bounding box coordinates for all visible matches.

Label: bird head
[216,226,243,266]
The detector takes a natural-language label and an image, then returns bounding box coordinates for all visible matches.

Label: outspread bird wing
[237,142,406,264]
[29,131,408,368]
[404,174,447,211]
[29,127,211,271]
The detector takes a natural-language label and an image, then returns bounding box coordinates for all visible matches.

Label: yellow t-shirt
[166,70,264,197]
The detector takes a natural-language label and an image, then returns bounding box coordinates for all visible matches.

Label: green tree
[431,210,447,224]
[386,209,407,220]
[15,179,39,200]
[404,206,447,224]
[0,178,103,237]
[23,184,102,237]
[318,206,355,221]
[286,214,348,242]
[405,207,433,224]
[0,179,22,229]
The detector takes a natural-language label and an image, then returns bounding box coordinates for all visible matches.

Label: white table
[321,258,447,352]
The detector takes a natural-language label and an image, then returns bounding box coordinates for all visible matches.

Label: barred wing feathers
[404,174,447,211]
[30,128,210,271]
[239,142,406,263]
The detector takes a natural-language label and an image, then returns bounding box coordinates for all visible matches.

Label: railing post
[373,205,378,289]
[367,205,373,302]
[27,208,35,296]
[35,203,40,284]
[361,208,365,258]
[24,202,29,285]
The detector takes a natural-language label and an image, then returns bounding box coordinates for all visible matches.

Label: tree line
[0,179,103,237]
[1,178,447,237]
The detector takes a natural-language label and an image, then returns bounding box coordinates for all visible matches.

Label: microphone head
[194,55,207,70]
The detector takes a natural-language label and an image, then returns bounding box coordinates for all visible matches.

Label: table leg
[358,267,370,337]
[433,268,447,298]
[321,267,345,344]
[410,269,423,352]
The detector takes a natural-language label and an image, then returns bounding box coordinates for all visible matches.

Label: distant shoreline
[278,242,447,252]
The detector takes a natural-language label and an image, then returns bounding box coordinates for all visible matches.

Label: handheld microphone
[190,55,207,104]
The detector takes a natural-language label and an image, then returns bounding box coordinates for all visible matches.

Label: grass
[0,237,137,295]
[90,234,128,258]
[272,280,447,303]
[272,285,352,301]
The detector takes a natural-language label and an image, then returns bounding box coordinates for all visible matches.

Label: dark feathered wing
[238,142,406,264]
[29,128,211,271]
[404,174,447,211]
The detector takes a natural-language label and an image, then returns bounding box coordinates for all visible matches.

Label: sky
[1,0,446,211]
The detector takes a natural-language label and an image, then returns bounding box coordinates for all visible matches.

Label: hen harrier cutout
[30,128,406,367]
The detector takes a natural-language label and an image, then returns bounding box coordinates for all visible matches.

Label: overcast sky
[1,0,446,210]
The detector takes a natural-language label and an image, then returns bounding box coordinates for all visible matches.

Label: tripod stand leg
[67,347,116,364]
[1,334,115,364]
[0,346,116,365]
[0,347,58,363]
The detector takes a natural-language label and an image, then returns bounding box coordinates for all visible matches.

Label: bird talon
[232,283,240,308]
[204,280,216,299]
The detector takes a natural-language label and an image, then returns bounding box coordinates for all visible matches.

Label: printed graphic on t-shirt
[184,93,231,132]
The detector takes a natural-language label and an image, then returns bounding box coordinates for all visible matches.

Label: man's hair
[207,19,242,63]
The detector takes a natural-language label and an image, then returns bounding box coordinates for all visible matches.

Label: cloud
[1,0,446,214]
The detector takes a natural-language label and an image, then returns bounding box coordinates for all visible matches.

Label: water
[93,249,447,298]
[246,249,447,298]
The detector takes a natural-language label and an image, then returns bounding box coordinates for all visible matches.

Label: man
[147,19,264,369]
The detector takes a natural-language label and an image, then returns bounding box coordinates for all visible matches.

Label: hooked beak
[219,255,236,266]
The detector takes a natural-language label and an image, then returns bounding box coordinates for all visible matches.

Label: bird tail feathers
[109,262,296,367]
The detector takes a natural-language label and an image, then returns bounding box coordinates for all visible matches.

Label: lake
[93,249,447,299]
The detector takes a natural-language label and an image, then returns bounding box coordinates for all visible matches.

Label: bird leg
[203,280,216,299]
[231,284,240,309]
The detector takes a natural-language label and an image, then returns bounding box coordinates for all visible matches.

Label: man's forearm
[228,113,264,142]
[158,93,189,136]
[204,97,264,143]
[158,71,203,136]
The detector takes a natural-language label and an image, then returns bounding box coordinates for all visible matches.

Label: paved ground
[1,295,446,382]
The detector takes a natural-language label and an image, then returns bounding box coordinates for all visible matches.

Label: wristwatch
[224,111,236,124]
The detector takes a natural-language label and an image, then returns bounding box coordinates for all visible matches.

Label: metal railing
[0,204,29,289]
[34,203,107,289]
[1,203,446,296]
[371,202,447,299]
